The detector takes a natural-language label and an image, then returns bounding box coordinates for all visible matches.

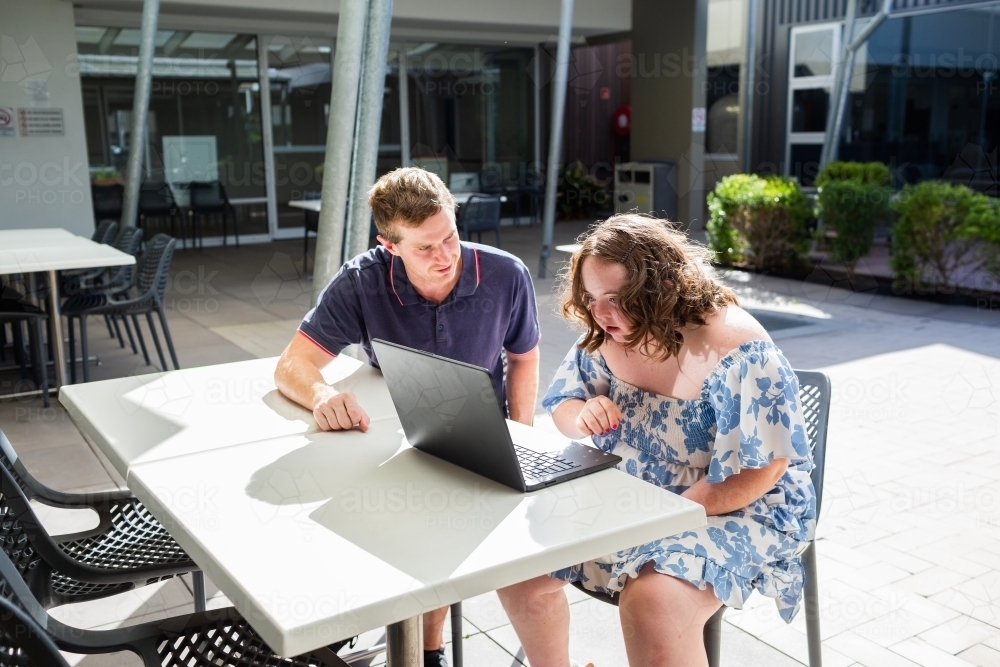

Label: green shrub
[890,181,1000,289]
[815,161,891,187]
[816,179,891,276]
[706,174,812,270]
[557,161,610,220]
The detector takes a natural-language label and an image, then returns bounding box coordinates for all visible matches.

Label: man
[275,167,541,667]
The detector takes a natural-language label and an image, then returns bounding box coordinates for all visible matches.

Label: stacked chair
[62,233,180,382]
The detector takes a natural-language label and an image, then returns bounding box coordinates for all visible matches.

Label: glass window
[791,88,829,132]
[838,5,999,193]
[789,143,823,186]
[794,29,835,78]
[77,26,267,235]
[706,0,746,158]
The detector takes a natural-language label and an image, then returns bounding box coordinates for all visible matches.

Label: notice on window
[17,108,63,136]
[0,108,14,137]
[691,107,706,133]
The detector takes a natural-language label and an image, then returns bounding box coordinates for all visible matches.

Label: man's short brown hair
[368,167,455,243]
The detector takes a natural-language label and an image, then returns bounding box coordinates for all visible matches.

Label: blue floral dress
[542,339,816,622]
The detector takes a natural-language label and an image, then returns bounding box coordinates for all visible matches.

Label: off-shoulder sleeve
[706,341,812,484]
[541,341,611,414]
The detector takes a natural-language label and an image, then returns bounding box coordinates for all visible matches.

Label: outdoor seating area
[2,0,999,663]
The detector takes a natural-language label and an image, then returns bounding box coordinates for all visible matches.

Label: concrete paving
[1,221,999,666]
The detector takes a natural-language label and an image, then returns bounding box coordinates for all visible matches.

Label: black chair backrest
[104,227,144,289]
[794,369,831,517]
[135,234,177,303]
[92,220,118,245]
[113,227,144,256]
[92,185,124,218]
[0,595,69,667]
[137,184,176,213]
[189,181,230,210]
[458,194,502,233]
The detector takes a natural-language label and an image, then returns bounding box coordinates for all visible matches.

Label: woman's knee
[619,567,721,629]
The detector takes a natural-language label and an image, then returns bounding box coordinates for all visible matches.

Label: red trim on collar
[388,255,404,306]
[474,249,480,288]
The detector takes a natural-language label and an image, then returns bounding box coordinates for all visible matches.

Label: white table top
[59,355,395,478]
[128,423,706,656]
[288,192,506,213]
[0,229,134,274]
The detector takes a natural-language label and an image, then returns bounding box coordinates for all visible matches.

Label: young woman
[497,214,816,667]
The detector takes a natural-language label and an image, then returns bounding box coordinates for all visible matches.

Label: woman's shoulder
[697,305,772,358]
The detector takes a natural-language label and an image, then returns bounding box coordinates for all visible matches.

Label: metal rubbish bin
[614,160,678,220]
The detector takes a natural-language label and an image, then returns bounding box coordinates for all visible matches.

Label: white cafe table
[61,356,706,664]
[0,228,135,388]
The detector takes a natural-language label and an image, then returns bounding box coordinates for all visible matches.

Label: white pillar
[121,0,160,228]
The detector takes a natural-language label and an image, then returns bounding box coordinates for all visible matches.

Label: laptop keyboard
[514,444,583,479]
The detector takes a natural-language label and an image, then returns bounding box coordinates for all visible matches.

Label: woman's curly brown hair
[560,214,738,361]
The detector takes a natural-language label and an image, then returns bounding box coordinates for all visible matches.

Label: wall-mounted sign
[17,108,63,136]
[691,107,706,133]
[0,108,14,137]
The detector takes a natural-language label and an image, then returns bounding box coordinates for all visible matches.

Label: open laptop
[371,339,622,492]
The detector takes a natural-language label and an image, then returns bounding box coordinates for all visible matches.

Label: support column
[344,0,395,261]
[258,36,279,239]
[121,0,160,228]
[399,44,411,168]
[313,0,370,304]
[538,0,575,279]
[630,0,708,228]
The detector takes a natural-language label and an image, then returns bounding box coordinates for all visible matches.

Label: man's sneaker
[424,648,449,667]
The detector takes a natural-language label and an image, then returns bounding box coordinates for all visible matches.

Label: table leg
[193,570,207,612]
[46,270,67,388]
[386,616,423,667]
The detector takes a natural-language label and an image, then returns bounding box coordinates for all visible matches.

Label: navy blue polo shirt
[299,242,540,408]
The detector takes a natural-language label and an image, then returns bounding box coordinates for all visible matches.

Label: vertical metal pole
[538,0,575,279]
[533,44,542,183]
[258,36,280,240]
[741,0,758,173]
[399,45,411,168]
[121,0,160,228]
[688,0,709,227]
[193,570,207,612]
[312,0,370,305]
[345,0,395,261]
[820,0,856,169]
[450,602,463,667]
[386,617,423,667]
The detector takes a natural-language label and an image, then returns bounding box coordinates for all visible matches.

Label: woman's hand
[575,396,623,437]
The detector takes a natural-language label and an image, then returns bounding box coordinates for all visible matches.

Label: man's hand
[313,391,371,432]
[575,396,622,436]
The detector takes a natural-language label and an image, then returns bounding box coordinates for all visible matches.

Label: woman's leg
[497,575,572,667]
[618,563,723,667]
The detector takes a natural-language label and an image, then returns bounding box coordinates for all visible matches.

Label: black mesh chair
[0,428,196,610]
[62,234,179,383]
[138,183,185,249]
[571,369,830,667]
[457,194,502,247]
[0,541,364,667]
[301,191,321,274]
[0,294,49,408]
[0,595,70,667]
[189,181,239,248]
[91,219,119,245]
[91,185,124,223]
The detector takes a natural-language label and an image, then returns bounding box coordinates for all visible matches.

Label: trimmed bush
[815,161,891,186]
[815,162,892,276]
[891,181,1000,289]
[707,174,812,270]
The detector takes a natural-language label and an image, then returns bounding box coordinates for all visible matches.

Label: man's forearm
[275,354,336,411]
[505,347,540,425]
